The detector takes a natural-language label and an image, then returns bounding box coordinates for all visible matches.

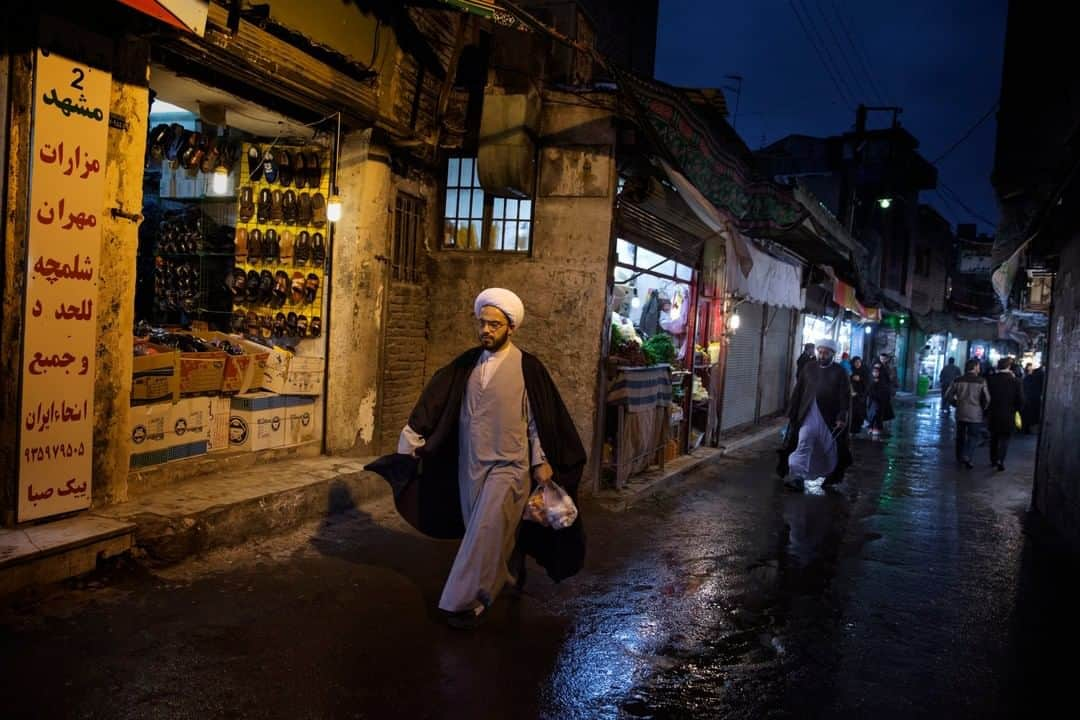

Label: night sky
[654,0,1007,236]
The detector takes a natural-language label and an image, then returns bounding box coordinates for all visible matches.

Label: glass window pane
[458,190,471,219]
[472,159,481,186]
[677,263,693,280]
[499,221,512,250]
[492,197,505,219]
[443,219,457,247]
[637,246,675,276]
[444,189,458,220]
[518,199,532,220]
[460,159,475,188]
[516,222,530,251]
[468,220,483,249]
[614,267,633,282]
[471,189,484,220]
[505,199,519,219]
[447,158,460,187]
[617,238,636,265]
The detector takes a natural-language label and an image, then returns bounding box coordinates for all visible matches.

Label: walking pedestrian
[849,356,868,435]
[866,365,894,438]
[366,288,586,629]
[776,339,853,492]
[878,352,899,395]
[1022,364,1045,433]
[943,358,991,469]
[840,352,853,375]
[986,357,1025,471]
[939,357,962,417]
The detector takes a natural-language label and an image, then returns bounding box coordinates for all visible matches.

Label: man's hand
[531,462,554,485]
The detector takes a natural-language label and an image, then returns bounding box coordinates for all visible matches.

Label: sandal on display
[239,186,255,222]
[277,149,293,187]
[294,231,310,265]
[297,192,312,226]
[311,193,326,228]
[247,144,263,182]
[309,316,322,337]
[257,188,271,223]
[290,272,306,304]
[269,189,284,224]
[304,272,320,304]
[296,314,308,337]
[311,232,326,266]
[282,190,297,225]
[248,228,262,263]
[235,227,248,262]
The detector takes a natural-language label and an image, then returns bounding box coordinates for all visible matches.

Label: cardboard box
[283,395,318,446]
[261,349,325,396]
[128,398,211,468]
[229,392,286,452]
[208,396,231,452]
[179,351,228,395]
[132,344,180,405]
[258,346,294,393]
[200,332,271,394]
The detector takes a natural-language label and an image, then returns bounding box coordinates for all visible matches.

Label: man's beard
[480,332,509,351]
[819,358,833,367]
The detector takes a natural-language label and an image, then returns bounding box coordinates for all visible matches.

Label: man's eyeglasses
[477,319,506,331]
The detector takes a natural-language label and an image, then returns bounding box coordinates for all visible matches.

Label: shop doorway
[131,65,334,471]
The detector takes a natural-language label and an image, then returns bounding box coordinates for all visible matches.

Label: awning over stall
[725,236,804,309]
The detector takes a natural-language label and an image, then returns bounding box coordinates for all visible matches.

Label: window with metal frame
[441,157,533,252]
[392,193,425,284]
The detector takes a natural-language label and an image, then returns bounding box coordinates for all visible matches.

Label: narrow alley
[2,395,1072,719]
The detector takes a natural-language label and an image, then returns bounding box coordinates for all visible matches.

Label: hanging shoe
[311,193,326,228]
[306,152,322,188]
[257,188,271,223]
[248,228,262,263]
[304,273,320,304]
[235,228,248,263]
[238,186,255,222]
[309,316,321,337]
[261,148,278,184]
[282,190,297,225]
[292,152,307,190]
[290,271,306,304]
[297,192,312,226]
[277,149,293,187]
[269,189,284,224]
[247,144,263,182]
[294,231,310,265]
[280,230,294,264]
[311,232,326,266]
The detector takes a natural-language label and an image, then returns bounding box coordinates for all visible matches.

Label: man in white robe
[396,288,555,628]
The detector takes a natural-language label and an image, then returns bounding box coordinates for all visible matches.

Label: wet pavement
[2,395,1077,719]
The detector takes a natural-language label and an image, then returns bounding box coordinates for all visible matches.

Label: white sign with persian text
[18,47,111,521]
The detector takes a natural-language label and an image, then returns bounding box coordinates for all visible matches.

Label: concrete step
[0,515,135,596]
[94,454,387,565]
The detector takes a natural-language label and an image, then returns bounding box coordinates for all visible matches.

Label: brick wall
[378,283,429,453]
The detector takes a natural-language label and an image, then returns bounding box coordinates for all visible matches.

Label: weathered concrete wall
[425,93,615,492]
[92,40,150,507]
[324,132,388,455]
[1034,232,1080,549]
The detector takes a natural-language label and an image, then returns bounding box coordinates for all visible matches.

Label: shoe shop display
[311,232,326,266]
[297,192,312,225]
[294,231,310,265]
[311,192,326,228]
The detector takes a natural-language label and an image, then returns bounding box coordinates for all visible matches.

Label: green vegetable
[641,333,676,365]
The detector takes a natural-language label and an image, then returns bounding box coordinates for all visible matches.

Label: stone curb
[108,469,390,566]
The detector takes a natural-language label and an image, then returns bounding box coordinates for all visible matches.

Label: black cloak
[777,360,853,480]
[365,347,588,582]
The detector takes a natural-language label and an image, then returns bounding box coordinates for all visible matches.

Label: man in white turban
[367,287,586,630]
[777,337,853,491]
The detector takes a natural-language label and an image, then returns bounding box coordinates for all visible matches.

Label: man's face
[477,305,512,351]
[804,344,815,355]
[817,347,835,365]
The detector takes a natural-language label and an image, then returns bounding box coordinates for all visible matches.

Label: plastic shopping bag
[522,481,578,530]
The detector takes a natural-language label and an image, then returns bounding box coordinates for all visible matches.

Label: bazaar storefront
[3,3,404,524]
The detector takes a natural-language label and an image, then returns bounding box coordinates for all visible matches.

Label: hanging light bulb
[864,325,873,335]
[326,192,343,223]
[729,312,741,330]
[212,165,229,195]
[630,292,641,309]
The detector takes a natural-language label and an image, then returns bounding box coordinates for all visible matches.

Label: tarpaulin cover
[725,235,804,309]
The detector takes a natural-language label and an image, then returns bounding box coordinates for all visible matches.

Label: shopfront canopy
[725,236,804,310]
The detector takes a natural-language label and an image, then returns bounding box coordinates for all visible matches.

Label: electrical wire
[830,0,887,105]
[814,0,870,104]
[930,100,1000,165]
[789,0,853,109]
[939,182,997,227]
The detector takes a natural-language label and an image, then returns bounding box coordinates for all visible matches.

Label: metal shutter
[759,307,794,417]
[721,302,764,430]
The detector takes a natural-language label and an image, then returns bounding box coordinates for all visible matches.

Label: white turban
[474,288,524,328]
[816,338,838,353]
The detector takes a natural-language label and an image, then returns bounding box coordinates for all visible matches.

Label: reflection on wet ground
[2,396,1077,719]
